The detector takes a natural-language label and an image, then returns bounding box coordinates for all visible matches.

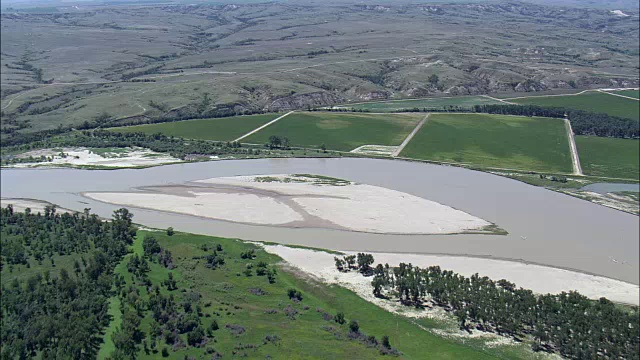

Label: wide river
[1,158,638,284]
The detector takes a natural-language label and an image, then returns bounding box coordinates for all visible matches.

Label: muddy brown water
[1,158,638,284]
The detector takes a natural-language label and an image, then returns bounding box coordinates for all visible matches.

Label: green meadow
[245,112,423,151]
[400,113,573,173]
[575,136,640,180]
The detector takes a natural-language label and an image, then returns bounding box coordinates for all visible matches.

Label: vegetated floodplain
[244,112,422,151]
[575,136,640,180]
[509,92,639,120]
[336,96,504,112]
[108,114,280,141]
[112,230,503,359]
[611,90,640,99]
[400,113,573,173]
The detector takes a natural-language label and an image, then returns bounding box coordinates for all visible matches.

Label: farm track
[233,111,294,142]
[564,119,583,176]
[392,113,429,157]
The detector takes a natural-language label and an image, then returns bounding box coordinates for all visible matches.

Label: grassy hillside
[509,92,639,120]
[244,112,422,151]
[400,113,573,173]
[335,96,504,112]
[108,114,280,141]
[101,230,509,359]
[575,136,640,180]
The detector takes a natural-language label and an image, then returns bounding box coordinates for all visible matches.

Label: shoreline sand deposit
[83,174,492,235]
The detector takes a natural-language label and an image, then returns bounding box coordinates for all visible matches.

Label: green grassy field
[98,230,539,359]
[400,113,573,173]
[244,112,423,151]
[611,90,640,99]
[335,96,503,112]
[108,114,280,141]
[575,136,640,180]
[509,92,639,120]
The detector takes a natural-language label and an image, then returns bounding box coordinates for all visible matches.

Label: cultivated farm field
[508,92,639,120]
[575,136,640,180]
[335,96,504,112]
[611,90,640,99]
[108,114,280,141]
[400,113,573,173]
[244,112,422,151]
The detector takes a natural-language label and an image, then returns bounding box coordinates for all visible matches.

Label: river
[1,158,638,284]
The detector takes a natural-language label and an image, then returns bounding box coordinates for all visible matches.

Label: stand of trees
[1,131,262,165]
[0,206,136,359]
[369,261,639,359]
[333,253,639,359]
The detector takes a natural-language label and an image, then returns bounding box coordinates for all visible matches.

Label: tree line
[471,104,639,138]
[335,254,639,359]
[0,206,137,359]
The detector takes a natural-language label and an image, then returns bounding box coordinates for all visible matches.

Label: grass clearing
[335,96,503,112]
[509,92,639,120]
[108,114,280,141]
[400,113,573,173]
[101,230,536,359]
[575,136,640,180]
[244,112,422,151]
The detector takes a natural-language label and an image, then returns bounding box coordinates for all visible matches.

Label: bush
[287,288,303,301]
[335,312,345,325]
[349,320,360,333]
[161,347,169,357]
[167,227,174,236]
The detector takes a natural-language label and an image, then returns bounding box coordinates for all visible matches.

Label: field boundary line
[502,89,592,101]
[597,90,640,101]
[234,111,295,142]
[392,113,429,157]
[564,119,583,176]
[480,94,517,105]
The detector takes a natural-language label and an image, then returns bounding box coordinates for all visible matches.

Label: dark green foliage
[349,320,360,333]
[240,249,256,259]
[370,262,640,359]
[166,227,174,236]
[0,207,135,359]
[356,253,374,274]
[143,235,160,256]
[335,312,346,325]
[287,288,303,301]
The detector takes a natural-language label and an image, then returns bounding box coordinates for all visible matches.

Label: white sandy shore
[1,198,75,214]
[84,191,303,225]
[263,245,640,306]
[85,174,491,234]
[8,147,181,168]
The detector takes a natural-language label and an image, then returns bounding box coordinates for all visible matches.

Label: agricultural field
[104,230,511,359]
[575,136,640,180]
[244,112,423,151]
[400,113,573,173]
[508,92,639,120]
[334,96,504,112]
[108,114,279,141]
[611,89,640,99]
